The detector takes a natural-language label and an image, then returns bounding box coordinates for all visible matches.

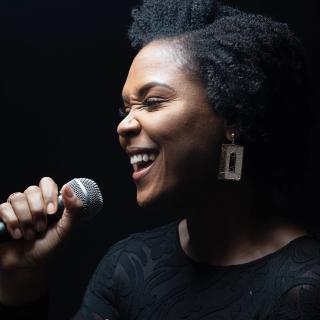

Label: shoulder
[273,235,320,291]
[94,220,179,277]
[283,235,320,278]
[268,236,320,319]
[85,221,179,301]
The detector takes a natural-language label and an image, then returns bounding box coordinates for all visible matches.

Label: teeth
[130,153,157,165]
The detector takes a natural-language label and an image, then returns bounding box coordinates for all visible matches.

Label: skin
[0,39,307,306]
[118,40,228,208]
[118,40,307,266]
[0,179,83,304]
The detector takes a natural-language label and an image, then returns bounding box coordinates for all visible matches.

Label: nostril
[117,116,141,137]
[124,130,138,138]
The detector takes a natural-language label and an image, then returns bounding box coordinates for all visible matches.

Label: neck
[178,180,306,266]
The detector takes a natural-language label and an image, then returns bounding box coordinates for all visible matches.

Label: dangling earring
[218,133,244,181]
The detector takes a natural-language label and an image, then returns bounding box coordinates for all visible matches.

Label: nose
[117,112,141,138]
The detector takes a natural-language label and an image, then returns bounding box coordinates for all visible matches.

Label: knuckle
[8,192,24,202]
[40,176,54,185]
[24,185,40,194]
[5,193,25,208]
[0,202,11,211]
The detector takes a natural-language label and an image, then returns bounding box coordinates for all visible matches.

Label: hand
[0,177,83,270]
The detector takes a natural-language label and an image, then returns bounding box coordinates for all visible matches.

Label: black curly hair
[128,0,311,189]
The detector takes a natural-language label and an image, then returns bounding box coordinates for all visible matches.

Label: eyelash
[118,98,164,118]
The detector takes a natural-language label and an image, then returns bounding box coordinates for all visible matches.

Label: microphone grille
[68,178,103,220]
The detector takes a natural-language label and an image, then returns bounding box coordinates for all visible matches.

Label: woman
[0,0,319,319]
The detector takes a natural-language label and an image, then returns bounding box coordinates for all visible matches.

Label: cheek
[157,106,223,149]
[145,107,224,175]
[144,105,199,141]
[135,109,225,207]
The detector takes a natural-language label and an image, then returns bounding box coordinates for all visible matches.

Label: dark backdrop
[0,1,319,318]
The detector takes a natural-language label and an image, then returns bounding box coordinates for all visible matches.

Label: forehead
[122,41,189,96]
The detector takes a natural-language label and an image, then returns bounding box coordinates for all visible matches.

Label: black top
[1,220,320,319]
[72,220,320,320]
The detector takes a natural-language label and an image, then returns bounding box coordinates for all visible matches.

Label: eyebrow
[122,81,175,103]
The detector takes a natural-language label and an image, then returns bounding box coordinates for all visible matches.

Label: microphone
[0,178,104,242]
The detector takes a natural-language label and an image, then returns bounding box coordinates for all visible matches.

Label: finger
[24,185,47,233]
[6,192,21,204]
[7,193,35,241]
[39,177,58,215]
[0,202,23,240]
[60,184,84,213]
[54,184,83,240]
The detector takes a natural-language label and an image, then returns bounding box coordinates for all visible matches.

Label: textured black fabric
[0,292,49,320]
[72,220,320,320]
[1,221,319,319]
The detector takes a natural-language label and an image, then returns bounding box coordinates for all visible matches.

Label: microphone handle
[0,194,64,243]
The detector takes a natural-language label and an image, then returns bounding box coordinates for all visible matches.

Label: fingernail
[47,202,55,214]
[12,228,22,239]
[65,186,74,199]
[36,221,46,233]
[25,229,34,241]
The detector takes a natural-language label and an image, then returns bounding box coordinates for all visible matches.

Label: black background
[0,0,319,318]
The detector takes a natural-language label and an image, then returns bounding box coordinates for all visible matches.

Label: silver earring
[218,133,244,181]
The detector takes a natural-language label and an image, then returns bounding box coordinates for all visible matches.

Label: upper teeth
[130,153,156,165]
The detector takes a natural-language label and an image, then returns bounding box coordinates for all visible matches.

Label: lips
[132,158,157,181]
[126,147,159,181]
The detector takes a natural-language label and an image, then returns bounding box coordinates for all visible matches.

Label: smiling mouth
[130,152,158,172]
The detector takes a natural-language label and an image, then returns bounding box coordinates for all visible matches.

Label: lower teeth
[138,160,153,170]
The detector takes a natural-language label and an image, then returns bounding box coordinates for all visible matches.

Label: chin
[136,185,189,210]
[136,190,163,209]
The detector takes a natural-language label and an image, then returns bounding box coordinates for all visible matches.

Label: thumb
[54,184,83,239]
[60,184,83,213]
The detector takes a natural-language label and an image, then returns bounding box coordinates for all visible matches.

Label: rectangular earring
[218,133,244,181]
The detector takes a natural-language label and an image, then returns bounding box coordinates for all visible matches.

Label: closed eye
[118,97,166,118]
[143,97,164,107]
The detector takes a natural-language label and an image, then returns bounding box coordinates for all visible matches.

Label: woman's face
[118,41,227,208]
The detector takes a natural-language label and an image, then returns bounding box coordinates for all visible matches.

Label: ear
[224,121,239,142]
